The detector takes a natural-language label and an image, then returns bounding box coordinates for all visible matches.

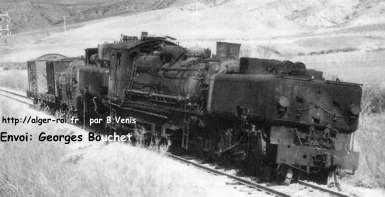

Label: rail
[168,153,291,197]
[0,87,32,105]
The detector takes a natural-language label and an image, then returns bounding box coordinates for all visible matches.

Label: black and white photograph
[0,0,384,196]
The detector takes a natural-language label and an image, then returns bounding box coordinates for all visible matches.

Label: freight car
[27,54,77,107]
[27,33,362,184]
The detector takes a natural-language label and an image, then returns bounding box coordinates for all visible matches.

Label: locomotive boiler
[27,33,362,184]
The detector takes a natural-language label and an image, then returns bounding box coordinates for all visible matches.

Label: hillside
[0,0,176,33]
[1,0,385,84]
[2,0,385,34]
[1,0,385,68]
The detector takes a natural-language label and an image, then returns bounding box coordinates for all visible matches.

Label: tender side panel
[209,74,361,132]
[209,74,274,121]
[271,78,362,132]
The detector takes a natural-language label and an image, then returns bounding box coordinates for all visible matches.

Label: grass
[0,98,207,197]
[0,138,205,197]
[342,85,385,188]
[349,112,385,188]
[361,84,385,114]
[0,69,28,91]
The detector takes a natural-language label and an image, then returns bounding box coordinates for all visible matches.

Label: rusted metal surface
[209,73,361,132]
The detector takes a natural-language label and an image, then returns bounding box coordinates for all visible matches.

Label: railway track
[167,153,291,197]
[0,87,32,106]
[167,153,352,197]
[297,180,350,197]
[0,87,352,197]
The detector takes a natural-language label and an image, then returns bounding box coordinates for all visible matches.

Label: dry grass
[0,140,204,197]
[350,113,385,188]
[0,99,206,197]
[361,84,385,114]
[0,69,28,91]
[342,85,385,188]
[0,139,205,197]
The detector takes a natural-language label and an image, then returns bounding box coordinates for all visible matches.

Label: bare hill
[0,0,176,33]
[3,0,385,33]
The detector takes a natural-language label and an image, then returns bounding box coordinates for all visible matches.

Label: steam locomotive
[26,32,362,184]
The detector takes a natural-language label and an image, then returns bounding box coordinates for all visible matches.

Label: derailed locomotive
[27,33,362,183]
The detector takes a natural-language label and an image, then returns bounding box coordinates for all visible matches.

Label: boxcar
[27,53,73,106]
